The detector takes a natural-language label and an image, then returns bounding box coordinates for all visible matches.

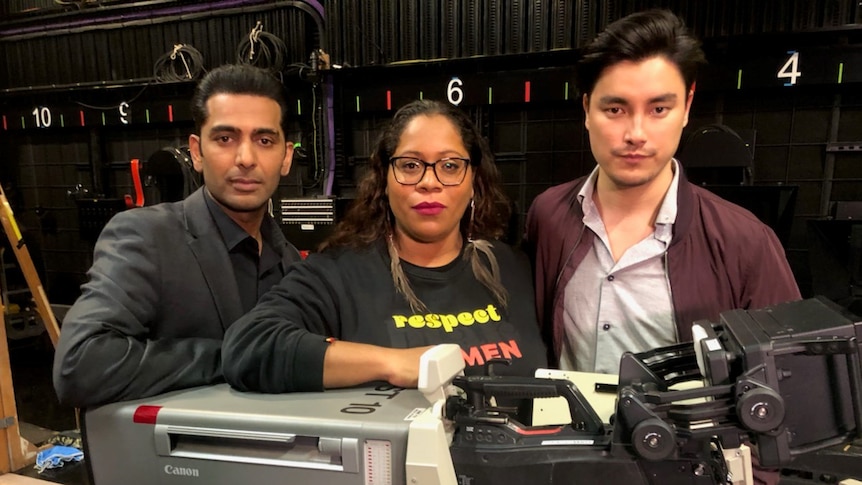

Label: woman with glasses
[221,99,547,393]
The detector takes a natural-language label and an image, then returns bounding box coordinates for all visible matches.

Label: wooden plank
[0,474,58,484]
[0,186,59,348]
[0,309,31,473]
[0,305,15,474]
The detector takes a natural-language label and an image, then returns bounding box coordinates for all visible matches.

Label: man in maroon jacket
[524,9,801,373]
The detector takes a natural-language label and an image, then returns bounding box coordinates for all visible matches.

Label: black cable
[175,146,202,196]
[154,44,205,83]
[70,43,200,111]
[236,21,287,74]
[301,82,329,190]
[53,0,86,9]
[73,83,151,110]
[285,62,312,81]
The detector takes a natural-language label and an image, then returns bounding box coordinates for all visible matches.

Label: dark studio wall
[0,1,324,304]
[1,0,862,309]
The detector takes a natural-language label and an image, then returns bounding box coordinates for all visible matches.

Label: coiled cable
[236,21,287,74]
[154,44,205,83]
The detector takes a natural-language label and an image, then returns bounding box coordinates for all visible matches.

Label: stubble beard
[211,191,268,215]
[606,171,658,189]
[602,155,672,190]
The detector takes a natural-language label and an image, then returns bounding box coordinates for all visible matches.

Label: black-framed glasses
[389,157,471,186]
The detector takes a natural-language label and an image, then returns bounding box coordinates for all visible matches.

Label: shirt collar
[577,159,681,235]
[655,159,680,227]
[259,210,283,251]
[203,188,263,251]
[576,165,601,224]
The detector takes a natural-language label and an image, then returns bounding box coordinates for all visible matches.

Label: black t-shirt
[342,247,544,377]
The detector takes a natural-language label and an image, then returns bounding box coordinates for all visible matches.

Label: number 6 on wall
[447,77,464,106]
[777,51,801,86]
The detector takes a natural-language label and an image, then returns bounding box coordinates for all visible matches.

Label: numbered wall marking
[778,51,801,86]
[447,77,464,106]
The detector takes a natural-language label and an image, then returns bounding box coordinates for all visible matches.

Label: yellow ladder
[0,186,59,347]
[0,184,60,472]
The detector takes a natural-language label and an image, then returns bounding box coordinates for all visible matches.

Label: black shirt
[204,190,287,313]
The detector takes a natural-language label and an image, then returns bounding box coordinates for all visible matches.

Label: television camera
[444,296,862,484]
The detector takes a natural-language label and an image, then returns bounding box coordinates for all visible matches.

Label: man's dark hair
[576,9,706,97]
[190,64,289,133]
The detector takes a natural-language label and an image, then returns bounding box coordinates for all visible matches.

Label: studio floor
[7,332,88,485]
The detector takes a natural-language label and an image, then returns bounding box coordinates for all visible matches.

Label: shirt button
[607,275,614,281]
[602,323,611,331]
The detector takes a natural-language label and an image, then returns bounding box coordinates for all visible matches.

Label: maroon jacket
[524,173,802,366]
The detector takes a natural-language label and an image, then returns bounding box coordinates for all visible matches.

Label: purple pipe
[1,0,325,38]
[323,76,336,196]
[302,0,324,20]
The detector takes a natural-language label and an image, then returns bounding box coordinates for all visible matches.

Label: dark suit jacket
[53,188,300,407]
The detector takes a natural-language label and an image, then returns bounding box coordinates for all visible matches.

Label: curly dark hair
[322,99,510,250]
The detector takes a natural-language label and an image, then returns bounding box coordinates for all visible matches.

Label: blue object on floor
[35,445,84,473]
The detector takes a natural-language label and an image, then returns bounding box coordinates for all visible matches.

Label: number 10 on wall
[31,107,51,128]
[778,51,801,86]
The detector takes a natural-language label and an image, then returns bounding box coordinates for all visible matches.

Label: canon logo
[164,464,200,477]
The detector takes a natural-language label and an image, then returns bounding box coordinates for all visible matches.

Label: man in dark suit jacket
[53,65,301,407]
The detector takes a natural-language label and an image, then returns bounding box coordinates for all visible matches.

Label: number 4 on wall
[778,51,801,86]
